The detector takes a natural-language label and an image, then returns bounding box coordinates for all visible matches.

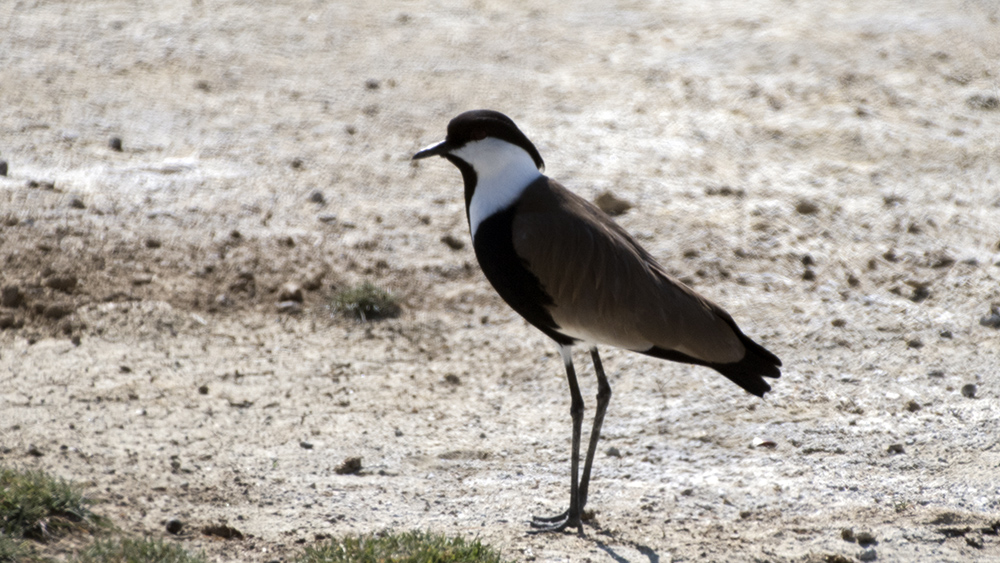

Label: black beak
[412,139,452,160]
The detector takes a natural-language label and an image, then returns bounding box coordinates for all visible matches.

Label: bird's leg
[530,345,585,533]
[578,347,610,512]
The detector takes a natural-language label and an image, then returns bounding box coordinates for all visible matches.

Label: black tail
[643,330,782,398]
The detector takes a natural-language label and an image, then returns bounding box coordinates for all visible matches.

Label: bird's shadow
[522,520,661,562]
[594,539,660,563]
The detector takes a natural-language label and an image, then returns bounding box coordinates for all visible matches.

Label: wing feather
[511,178,746,363]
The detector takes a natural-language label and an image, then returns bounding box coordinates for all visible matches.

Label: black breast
[473,205,576,346]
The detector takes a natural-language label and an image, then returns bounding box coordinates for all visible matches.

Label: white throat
[453,137,542,238]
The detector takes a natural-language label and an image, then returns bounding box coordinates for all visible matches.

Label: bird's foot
[529,509,581,533]
[531,509,568,524]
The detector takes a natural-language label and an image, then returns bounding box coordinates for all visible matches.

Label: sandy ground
[2,1,1000,561]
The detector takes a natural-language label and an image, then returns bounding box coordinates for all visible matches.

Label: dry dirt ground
[2,1,1000,562]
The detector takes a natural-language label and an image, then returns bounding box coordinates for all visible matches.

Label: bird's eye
[470,129,487,141]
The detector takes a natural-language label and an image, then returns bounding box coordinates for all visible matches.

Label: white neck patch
[453,137,543,238]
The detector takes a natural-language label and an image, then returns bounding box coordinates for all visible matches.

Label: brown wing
[511,178,746,364]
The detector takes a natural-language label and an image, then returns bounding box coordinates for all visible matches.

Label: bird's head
[412,110,545,175]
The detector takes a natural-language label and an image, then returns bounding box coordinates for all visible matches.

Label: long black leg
[578,346,610,511]
[530,345,584,533]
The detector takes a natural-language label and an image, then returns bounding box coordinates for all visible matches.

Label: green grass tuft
[297,530,512,563]
[0,535,38,563]
[332,282,401,321]
[71,537,206,563]
[0,466,104,540]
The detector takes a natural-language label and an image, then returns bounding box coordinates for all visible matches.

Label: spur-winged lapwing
[413,109,781,533]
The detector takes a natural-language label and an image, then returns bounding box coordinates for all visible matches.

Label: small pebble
[802,268,816,281]
[27,179,55,190]
[795,199,820,215]
[365,78,380,90]
[441,234,465,250]
[301,269,325,291]
[290,157,304,170]
[606,446,622,458]
[967,94,999,110]
[68,196,86,209]
[841,528,855,542]
[318,214,337,224]
[166,519,184,534]
[201,524,243,540]
[1,285,24,307]
[278,282,304,303]
[0,160,7,176]
[910,285,931,302]
[930,255,955,269]
[831,318,846,327]
[906,338,923,349]
[43,274,78,293]
[308,190,325,204]
[394,428,403,437]
[905,400,921,412]
[961,384,977,399]
[145,238,162,249]
[752,437,777,448]
[887,444,905,454]
[109,137,123,151]
[42,303,74,320]
[856,531,877,545]
[198,385,209,395]
[299,441,314,450]
[335,456,363,475]
[858,548,877,562]
[704,186,744,197]
[595,191,633,216]
[979,307,1000,328]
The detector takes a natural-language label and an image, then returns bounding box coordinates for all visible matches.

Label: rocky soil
[2,1,999,561]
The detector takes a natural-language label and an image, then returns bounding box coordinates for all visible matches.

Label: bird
[412,109,781,533]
